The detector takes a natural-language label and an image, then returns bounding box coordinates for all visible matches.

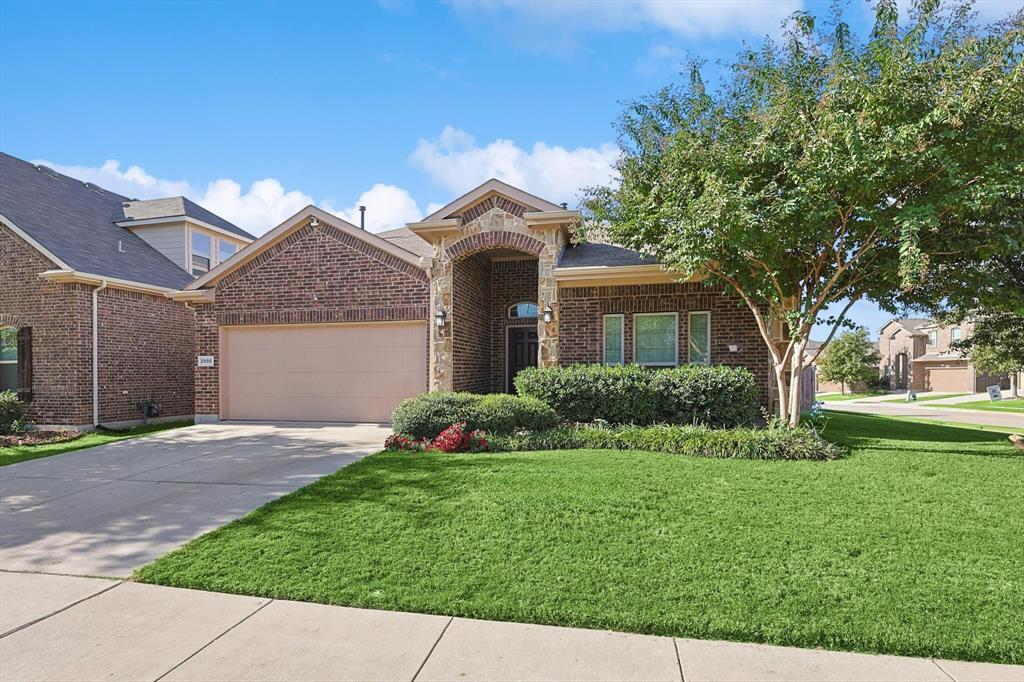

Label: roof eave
[38,269,178,295]
[116,216,254,244]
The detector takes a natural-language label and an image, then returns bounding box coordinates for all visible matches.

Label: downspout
[92,280,108,427]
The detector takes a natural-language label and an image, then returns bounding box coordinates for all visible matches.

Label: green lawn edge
[0,420,194,466]
[922,398,1024,414]
[135,413,1023,664]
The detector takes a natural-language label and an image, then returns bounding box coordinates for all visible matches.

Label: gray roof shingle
[115,196,253,241]
[377,226,433,258]
[1,152,244,289]
[557,242,660,268]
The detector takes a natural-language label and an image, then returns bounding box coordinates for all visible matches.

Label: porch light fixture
[541,304,554,324]
[434,307,447,328]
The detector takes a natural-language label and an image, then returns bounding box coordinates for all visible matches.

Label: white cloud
[32,159,426,235]
[450,0,802,41]
[409,126,619,207]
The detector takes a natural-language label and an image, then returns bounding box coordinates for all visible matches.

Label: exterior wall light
[434,307,447,328]
[541,304,554,324]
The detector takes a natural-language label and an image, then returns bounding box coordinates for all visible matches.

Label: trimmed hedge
[489,424,845,461]
[391,392,558,439]
[513,364,759,427]
[0,390,28,435]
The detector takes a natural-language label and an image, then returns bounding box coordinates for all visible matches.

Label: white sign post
[987,385,1003,401]
[197,355,215,368]
[905,389,917,402]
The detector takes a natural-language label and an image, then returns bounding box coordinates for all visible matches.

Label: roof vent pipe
[560,202,568,210]
[359,205,366,230]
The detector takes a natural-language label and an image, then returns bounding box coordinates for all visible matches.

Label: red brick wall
[558,282,772,402]
[2,225,195,426]
[490,259,538,392]
[197,220,430,416]
[452,254,491,393]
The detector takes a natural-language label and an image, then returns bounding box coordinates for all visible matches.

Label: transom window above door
[508,302,538,318]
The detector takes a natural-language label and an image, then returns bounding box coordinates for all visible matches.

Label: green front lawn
[136,413,1023,664]
[815,392,882,402]
[880,392,969,404]
[0,420,193,466]
[926,398,1024,414]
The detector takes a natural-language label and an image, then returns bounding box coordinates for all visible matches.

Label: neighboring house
[176,179,772,423]
[805,339,879,395]
[0,152,253,428]
[879,317,1007,393]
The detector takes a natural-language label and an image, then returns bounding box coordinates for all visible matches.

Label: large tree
[818,328,881,395]
[584,0,1023,425]
[953,310,1024,397]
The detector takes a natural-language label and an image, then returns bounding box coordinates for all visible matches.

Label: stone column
[536,229,565,368]
[430,252,454,391]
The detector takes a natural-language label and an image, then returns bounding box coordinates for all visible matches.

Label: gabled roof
[377,226,434,258]
[421,178,565,222]
[0,152,194,289]
[558,242,659,268]
[115,197,254,241]
[880,318,931,336]
[185,205,429,291]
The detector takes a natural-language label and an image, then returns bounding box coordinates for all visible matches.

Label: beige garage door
[222,323,426,423]
[924,365,969,392]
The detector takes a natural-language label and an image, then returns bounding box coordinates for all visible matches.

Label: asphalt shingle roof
[1,152,244,289]
[557,242,660,268]
[114,196,253,241]
[377,226,433,258]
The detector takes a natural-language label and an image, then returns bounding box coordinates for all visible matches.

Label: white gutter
[92,280,108,427]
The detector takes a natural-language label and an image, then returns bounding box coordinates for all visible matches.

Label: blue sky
[2,0,1017,337]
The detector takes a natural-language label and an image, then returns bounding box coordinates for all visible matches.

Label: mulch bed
[0,431,83,447]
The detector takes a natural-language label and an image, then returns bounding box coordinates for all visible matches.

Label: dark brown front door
[507,327,538,392]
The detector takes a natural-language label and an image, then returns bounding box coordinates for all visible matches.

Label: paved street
[822,392,1023,429]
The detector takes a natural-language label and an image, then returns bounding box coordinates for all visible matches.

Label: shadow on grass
[823,413,1019,459]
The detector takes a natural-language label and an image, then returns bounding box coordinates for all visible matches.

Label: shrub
[431,422,491,453]
[392,392,558,439]
[391,392,483,439]
[0,390,29,435]
[514,364,759,427]
[489,423,844,461]
[383,433,427,452]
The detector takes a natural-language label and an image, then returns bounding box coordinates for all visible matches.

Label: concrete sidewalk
[824,400,1023,429]
[1,571,1019,682]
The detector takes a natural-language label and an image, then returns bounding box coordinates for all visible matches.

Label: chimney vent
[359,205,366,230]
[560,202,568,210]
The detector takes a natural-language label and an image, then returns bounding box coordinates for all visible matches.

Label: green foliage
[514,364,759,427]
[583,1,1024,422]
[818,328,882,394]
[490,423,844,461]
[391,392,558,439]
[952,310,1024,376]
[0,390,28,435]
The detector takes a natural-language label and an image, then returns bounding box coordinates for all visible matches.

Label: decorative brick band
[217,306,429,326]
[459,196,527,223]
[0,312,26,327]
[447,230,545,261]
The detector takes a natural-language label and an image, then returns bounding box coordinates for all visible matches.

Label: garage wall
[194,219,430,420]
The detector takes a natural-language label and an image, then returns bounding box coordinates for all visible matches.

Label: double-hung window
[951,327,962,343]
[191,232,212,276]
[928,330,938,347]
[0,327,16,392]
[603,314,624,365]
[218,240,237,264]
[634,313,678,366]
[688,311,711,364]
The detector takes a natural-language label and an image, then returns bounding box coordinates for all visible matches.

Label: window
[0,327,17,392]
[634,313,678,366]
[217,240,237,264]
[508,302,538,318]
[603,314,624,365]
[688,311,711,364]
[928,330,938,347]
[191,231,212,275]
[951,327,962,343]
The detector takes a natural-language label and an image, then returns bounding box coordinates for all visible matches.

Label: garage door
[222,323,427,423]
[924,365,969,392]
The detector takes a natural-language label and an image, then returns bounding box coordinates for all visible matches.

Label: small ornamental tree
[818,328,881,394]
[584,1,1024,425]
[952,310,1024,397]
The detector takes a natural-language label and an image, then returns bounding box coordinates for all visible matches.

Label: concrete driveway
[0,422,389,578]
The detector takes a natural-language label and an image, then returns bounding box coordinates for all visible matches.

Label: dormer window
[191,232,212,275]
[218,241,237,263]
[508,302,538,318]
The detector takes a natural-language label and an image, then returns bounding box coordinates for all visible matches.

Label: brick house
[879,317,1007,393]
[178,179,772,423]
[1,152,253,429]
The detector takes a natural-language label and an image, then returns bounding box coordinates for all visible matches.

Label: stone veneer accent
[193,217,430,418]
[559,281,772,403]
[1,225,195,426]
[428,204,566,391]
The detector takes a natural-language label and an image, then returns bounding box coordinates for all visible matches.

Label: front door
[507,327,538,392]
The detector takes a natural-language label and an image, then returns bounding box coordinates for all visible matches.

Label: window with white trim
[927,330,938,347]
[603,314,624,365]
[951,327,962,343]
[688,311,711,364]
[0,327,17,392]
[191,231,212,276]
[217,240,237,264]
[634,313,678,366]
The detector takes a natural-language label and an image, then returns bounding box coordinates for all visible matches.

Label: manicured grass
[880,392,968,404]
[815,392,882,402]
[926,398,1024,414]
[0,420,193,466]
[136,412,1024,664]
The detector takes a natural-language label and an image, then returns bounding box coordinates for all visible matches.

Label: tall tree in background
[584,0,1023,425]
[818,328,882,394]
[953,311,1024,397]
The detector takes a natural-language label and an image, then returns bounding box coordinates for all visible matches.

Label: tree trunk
[1011,372,1019,399]
[787,345,807,428]
[841,381,845,395]
[773,363,790,426]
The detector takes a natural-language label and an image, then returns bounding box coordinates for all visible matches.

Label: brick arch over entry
[447,230,545,261]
